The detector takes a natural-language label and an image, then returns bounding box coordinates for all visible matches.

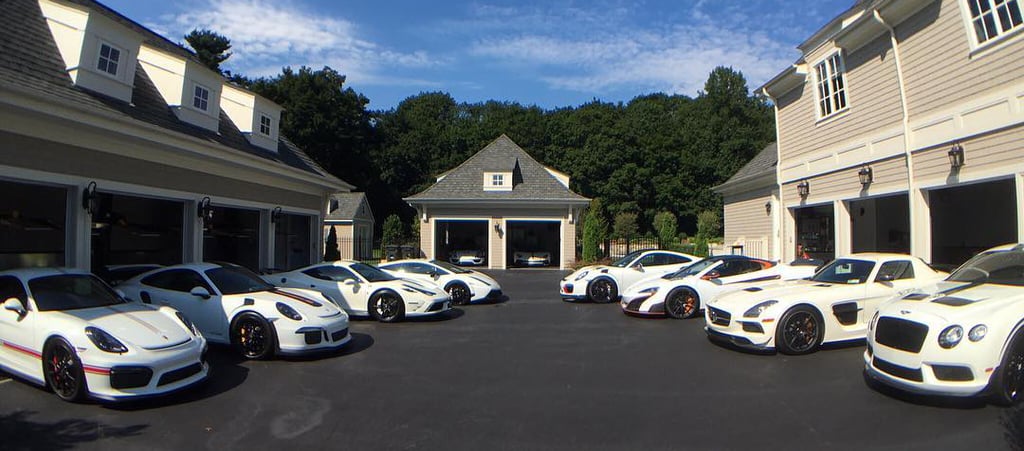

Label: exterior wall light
[271,206,283,224]
[493,223,502,234]
[197,197,214,223]
[797,180,810,198]
[765,201,772,215]
[858,166,873,187]
[948,142,965,169]
[81,181,98,216]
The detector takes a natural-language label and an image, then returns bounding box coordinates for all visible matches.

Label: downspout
[762,87,784,262]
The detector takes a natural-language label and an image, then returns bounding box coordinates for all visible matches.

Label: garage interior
[90,193,184,271]
[795,204,835,262]
[0,180,66,270]
[506,220,560,268]
[929,178,1018,267]
[274,213,312,271]
[204,206,261,270]
[850,194,910,254]
[435,220,488,265]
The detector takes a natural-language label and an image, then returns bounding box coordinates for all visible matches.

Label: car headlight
[175,311,201,336]
[743,300,778,318]
[938,325,963,349]
[84,326,128,353]
[276,302,302,321]
[968,324,987,342]
[575,271,589,281]
[639,286,658,294]
[402,284,436,296]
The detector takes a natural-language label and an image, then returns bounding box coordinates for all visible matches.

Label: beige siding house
[714,143,779,260]
[324,192,375,261]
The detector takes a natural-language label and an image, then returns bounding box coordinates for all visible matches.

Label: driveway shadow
[279,332,374,362]
[862,371,988,410]
[0,410,146,450]
[106,346,249,411]
[405,308,465,322]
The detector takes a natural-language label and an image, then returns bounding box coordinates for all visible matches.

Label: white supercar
[118,262,351,360]
[378,259,502,306]
[0,268,208,402]
[560,250,699,304]
[865,244,1024,405]
[705,253,946,355]
[266,261,451,323]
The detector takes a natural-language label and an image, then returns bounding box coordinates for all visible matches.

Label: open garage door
[204,206,261,271]
[0,179,66,270]
[850,194,910,254]
[91,193,184,281]
[507,220,560,268]
[436,220,488,266]
[930,179,1017,268]
[795,204,835,262]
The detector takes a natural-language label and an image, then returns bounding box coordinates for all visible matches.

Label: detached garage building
[406,135,590,269]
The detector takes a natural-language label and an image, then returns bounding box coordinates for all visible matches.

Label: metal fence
[330,238,423,263]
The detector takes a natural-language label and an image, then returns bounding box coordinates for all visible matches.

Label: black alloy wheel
[992,332,1024,406]
[447,283,471,306]
[370,291,405,323]
[776,306,823,355]
[232,313,275,360]
[588,278,618,304]
[43,339,86,402]
[665,287,700,319]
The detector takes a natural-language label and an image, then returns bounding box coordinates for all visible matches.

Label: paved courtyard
[1,270,1021,450]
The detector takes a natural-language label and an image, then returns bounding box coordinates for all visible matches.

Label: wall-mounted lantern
[765,201,772,216]
[948,142,965,169]
[197,197,214,223]
[797,180,810,198]
[81,181,98,216]
[271,206,283,224]
[858,165,873,187]
[493,223,502,234]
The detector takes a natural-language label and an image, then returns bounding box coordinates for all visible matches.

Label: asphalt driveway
[0,269,1020,450]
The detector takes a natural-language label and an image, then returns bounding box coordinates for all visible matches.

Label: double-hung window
[815,52,847,119]
[193,84,210,111]
[966,0,1023,45]
[259,114,272,136]
[492,174,504,186]
[97,43,120,76]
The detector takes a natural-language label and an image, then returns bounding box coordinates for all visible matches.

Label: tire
[665,287,700,319]
[231,313,276,360]
[42,338,87,402]
[369,290,406,323]
[990,331,1024,406]
[446,283,471,306]
[775,306,824,355]
[587,278,618,304]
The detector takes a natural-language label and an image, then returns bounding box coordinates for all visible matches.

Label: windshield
[668,258,722,280]
[206,266,273,295]
[351,263,397,282]
[948,249,1024,286]
[611,250,647,268]
[810,259,875,284]
[29,274,125,311]
[431,260,468,274]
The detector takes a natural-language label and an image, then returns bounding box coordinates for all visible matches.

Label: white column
[783,207,797,262]
[69,185,91,270]
[835,200,852,257]
[1017,173,1024,242]
[910,188,932,262]
[261,209,273,271]
[184,200,202,264]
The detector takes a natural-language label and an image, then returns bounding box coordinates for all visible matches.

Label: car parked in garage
[705,253,945,354]
[266,261,451,322]
[620,255,818,318]
[118,263,351,359]
[450,250,486,266]
[0,268,208,402]
[560,249,698,303]
[378,259,502,305]
[864,244,1024,405]
[513,251,551,267]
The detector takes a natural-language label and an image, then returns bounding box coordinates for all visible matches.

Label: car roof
[841,253,918,262]
[379,259,432,266]
[0,267,90,279]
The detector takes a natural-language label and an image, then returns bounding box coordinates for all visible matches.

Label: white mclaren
[865,244,1024,405]
[0,268,208,402]
[118,263,351,360]
[705,253,945,354]
[620,255,818,318]
[377,259,502,305]
[267,261,451,322]
[560,250,698,303]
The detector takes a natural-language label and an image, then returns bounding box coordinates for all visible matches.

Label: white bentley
[865,244,1024,405]
[560,250,698,303]
[0,268,208,402]
[118,263,351,359]
[705,253,945,354]
[620,255,818,318]
[378,259,502,305]
[267,261,451,322]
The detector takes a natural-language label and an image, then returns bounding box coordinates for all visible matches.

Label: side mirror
[190,286,212,299]
[343,279,357,286]
[3,298,26,317]
[701,270,721,281]
[634,263,645,272]
[115,288,127,299]
[430,271,441,280]
[876,273,895,283]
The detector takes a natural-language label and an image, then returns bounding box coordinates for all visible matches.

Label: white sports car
[0,268,208,402]
[514,251,551,267]
[450,250,485,266]
[377,259,502,305]
[119,263,351,359]
[560,250,698,303]
[267,261,451,322]
[705,253,945,355]
[620,256,818,318]
[865,244,1024,404]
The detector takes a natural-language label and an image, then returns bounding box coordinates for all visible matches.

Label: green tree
[696,210,722,240]
[653,211,678,249]
[582,198,608,261]
[184,29,232,73]
[382,214,404,246]
[323,226,340,261]
[612,212,638,239]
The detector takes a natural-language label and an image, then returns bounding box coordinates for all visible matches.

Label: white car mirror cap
[344,279,357,285]
[3,298,26,316]
[876,273,895,283]
[190,286,212,299]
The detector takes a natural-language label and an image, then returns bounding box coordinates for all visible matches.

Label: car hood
[228,288,345,319]
[58,303,193,350]
[881,282,1024,323]
[710,279,859,310]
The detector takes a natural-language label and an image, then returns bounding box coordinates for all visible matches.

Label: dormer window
[483,171,512,191]
[193,84,210,111]
[259,114,272,136]
[492,174,504,186]
[97,42,120,76]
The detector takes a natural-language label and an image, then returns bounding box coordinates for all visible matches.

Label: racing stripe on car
[1,340,41,358]
[105,305,161,334]
[82,364,111,375]
[270,288,323,307]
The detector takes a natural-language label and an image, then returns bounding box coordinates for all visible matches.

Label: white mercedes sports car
[560,250,698,303]
[377,259,502,305]
[865,244,1024,405]
[0,268,208,402]
[620,255,818,318]
[119,263,351,359]
[267,261,451,322]
[513,251,551,267]
[705,253,945,355]
[450,250,485,266]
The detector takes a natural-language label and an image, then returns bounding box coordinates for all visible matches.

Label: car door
[302,266,366,312]
[0,275,36,376]
[139,269,225,340]
[863,260,918,322]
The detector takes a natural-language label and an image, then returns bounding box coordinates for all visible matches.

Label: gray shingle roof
[0,0,337,181]
[722,142,778,185]
[326,192,371,221]
[406,135,589,203]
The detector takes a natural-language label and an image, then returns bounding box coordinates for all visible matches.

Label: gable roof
[326,192,373,222]
[405,135,589,204]
[713,142,778,193]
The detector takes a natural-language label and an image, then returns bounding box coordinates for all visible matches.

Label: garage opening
[850,194,910,254]
[794,204,835,262]
[435,220,488,266]
[506,220,560,268]
[204,206,261,271]
[274,213,312,271]
[0,179,66,270]
[91,193,184,275]
[930,179,1017,267]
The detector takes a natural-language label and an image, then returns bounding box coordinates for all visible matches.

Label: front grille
[158,363,202,386]
[741,322,764,334]
[626,298,645,311]
[932,364,974,381]
[427,301,447,312]
[708,307,731,326]
[304,330,323,345]
[875,317,929,353]
[873,357,923,382]
[331,328,349,342]
[110,366,153,389]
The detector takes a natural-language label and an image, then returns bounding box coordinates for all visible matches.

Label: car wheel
[588,278,618,304]
[369,290,405,323]
[446,283,471,306]
[991,331,1024,406]
[231,313,276,360]
[665,287,700,319]
[43,338,87,402]
[775,306,823,355]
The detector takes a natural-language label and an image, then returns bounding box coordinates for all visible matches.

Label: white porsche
[377,259,502,305]
[118,263,351,360]
[620,255,818,318]
[450,250,485,266]
[513,251,551,267]
[267,261,451,322]
[705,253,945,355]
[865,244,1024,405]
[0,268,208,402]
[560,250,698,303]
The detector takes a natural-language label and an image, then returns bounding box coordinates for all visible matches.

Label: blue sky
[102,0,852,110]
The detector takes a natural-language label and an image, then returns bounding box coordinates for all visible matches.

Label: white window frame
[96,41,122,78]
[192,83,210,112]
[961,0,1024,49]
[259,113,272,136]
[491,174,504,186]
[813,52,848,120]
